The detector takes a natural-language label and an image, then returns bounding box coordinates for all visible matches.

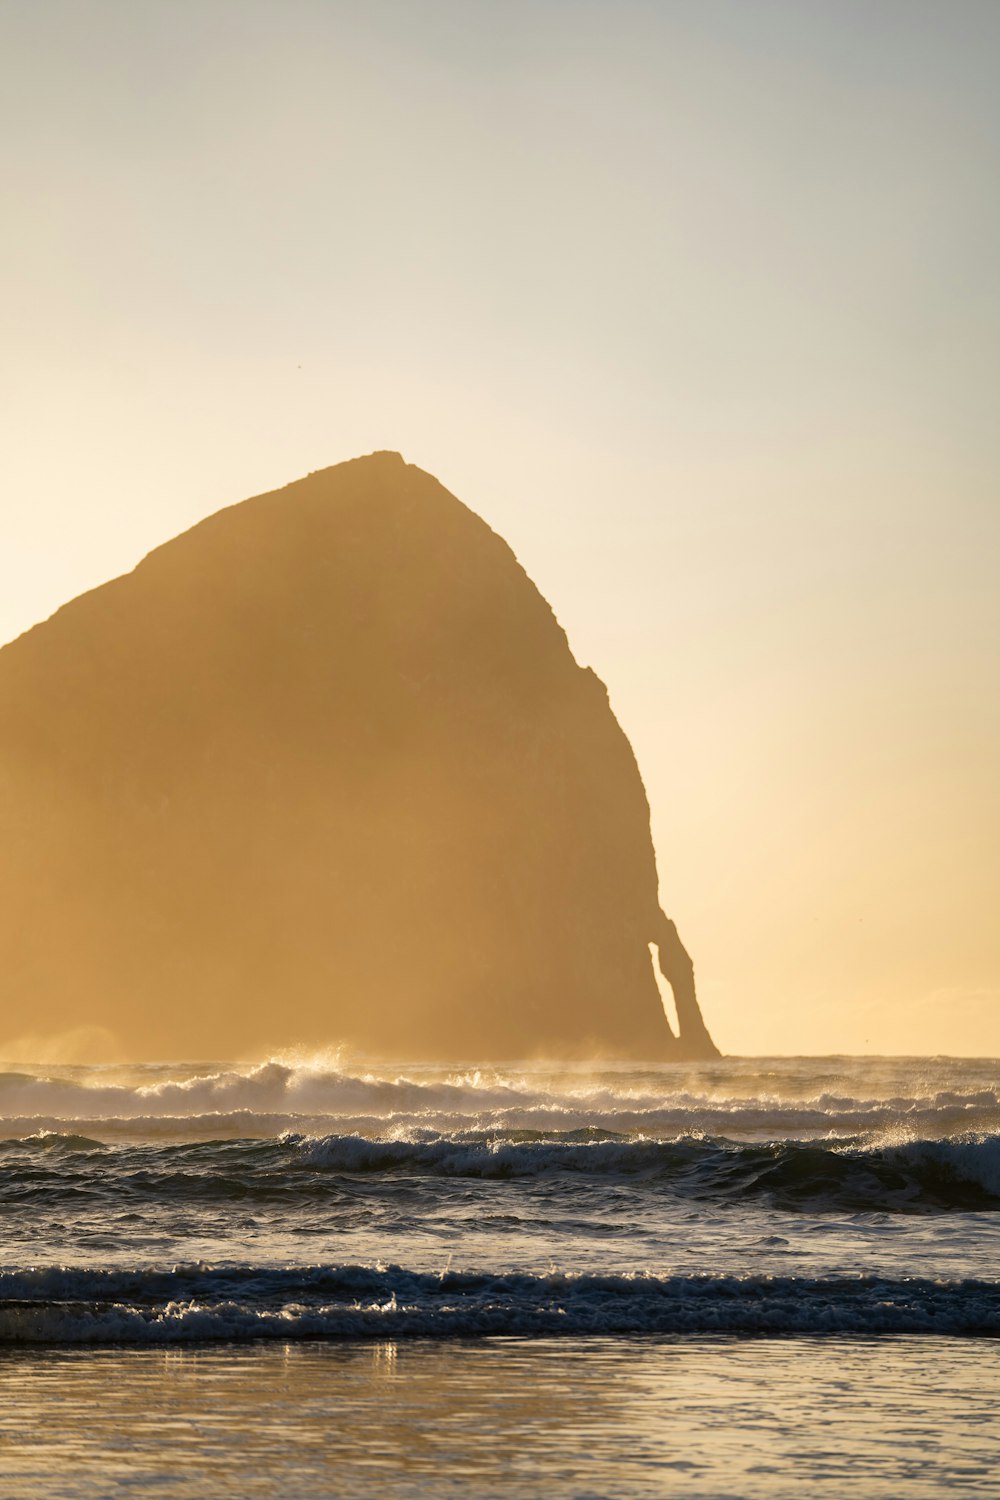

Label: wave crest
[1,1263,997,1343]
[2,1057,999,1143]
[2,1128,1000,1213]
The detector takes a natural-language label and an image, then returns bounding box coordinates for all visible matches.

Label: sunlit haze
[2,0,998,1054]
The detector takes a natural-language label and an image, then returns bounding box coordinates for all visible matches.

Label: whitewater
[3,1053,1000,1499]
[2,1053,999,1340]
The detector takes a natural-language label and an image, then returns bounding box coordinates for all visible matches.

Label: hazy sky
[2,0,998,1055]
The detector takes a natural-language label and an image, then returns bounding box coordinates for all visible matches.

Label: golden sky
[2,0,998,1054]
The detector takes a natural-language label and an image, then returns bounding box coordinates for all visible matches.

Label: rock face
[0,453,718,1061]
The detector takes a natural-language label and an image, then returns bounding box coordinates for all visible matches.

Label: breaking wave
[2,1058,997,1350]
[2,1129,1000,1213]
[0,1263,997,1343]
[292,1131,1000,1211]
[1,1057,999,1142]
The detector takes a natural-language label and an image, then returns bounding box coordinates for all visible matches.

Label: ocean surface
[1,1053,998,1496]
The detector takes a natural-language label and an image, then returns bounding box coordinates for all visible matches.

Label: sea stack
[0,453,718,1061]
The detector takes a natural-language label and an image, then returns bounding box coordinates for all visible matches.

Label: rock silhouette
[0,453,718,1061]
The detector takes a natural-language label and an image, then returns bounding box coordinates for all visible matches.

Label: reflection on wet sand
[0,1335,997,1498]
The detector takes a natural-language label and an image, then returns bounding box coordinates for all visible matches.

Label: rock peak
[0,457,718,1063]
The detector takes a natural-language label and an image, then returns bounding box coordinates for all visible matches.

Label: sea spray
[1,1057,998,1334]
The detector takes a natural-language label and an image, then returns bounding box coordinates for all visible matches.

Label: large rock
[0,453,718,1061]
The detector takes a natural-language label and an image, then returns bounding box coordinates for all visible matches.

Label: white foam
[0,1263,996,1343]
[1,1057,997,1143]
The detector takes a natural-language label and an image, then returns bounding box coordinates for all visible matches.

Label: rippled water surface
[2,1337,998,1499]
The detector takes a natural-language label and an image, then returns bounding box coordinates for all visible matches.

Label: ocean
[1,1054,998,1496]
